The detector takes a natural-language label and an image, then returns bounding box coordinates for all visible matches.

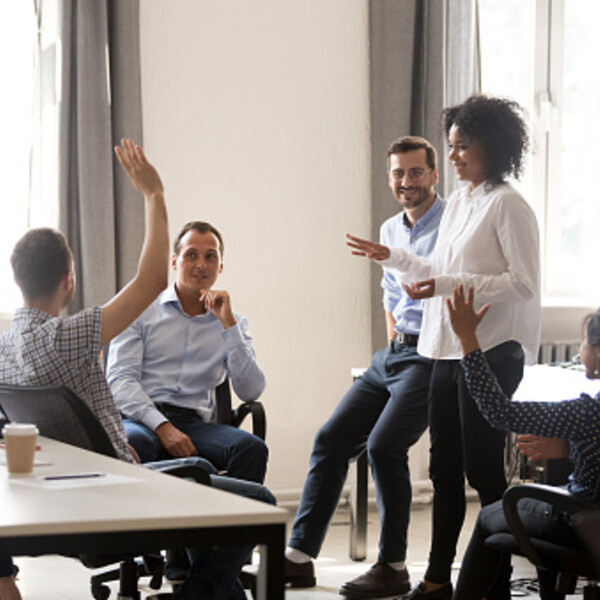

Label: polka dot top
[462,349,600,499]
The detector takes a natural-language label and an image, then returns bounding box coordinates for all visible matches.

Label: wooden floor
[12,500,557,599]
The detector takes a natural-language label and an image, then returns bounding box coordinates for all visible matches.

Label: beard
[395,185,430,209]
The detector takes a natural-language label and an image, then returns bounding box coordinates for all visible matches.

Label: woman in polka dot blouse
[446,284,600,600]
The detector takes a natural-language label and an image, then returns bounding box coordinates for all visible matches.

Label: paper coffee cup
[2,423,39,475]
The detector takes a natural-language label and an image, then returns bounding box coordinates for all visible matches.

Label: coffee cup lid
[2,423,39,436]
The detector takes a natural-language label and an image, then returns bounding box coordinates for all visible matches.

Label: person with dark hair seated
[0,141,273,600]
[106,219,267,485]
[447,284,600,600]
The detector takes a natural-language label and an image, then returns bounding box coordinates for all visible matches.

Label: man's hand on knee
[155,422,198,458]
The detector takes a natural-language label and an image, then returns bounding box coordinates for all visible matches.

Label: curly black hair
[442,94,529,185]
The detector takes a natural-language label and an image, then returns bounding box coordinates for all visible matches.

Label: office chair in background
[484,480,600,600]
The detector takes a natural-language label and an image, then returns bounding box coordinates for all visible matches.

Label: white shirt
[378,181,541,364]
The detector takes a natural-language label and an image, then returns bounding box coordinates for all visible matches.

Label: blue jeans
[454,495,581,600]
[426,341,525,585]
[146,457,275,600]
[124,407,268,483]
[289,342,432,562]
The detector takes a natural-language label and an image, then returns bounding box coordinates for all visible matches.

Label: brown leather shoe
[340,563,411,598]
[284,557,316,588]
[402,581,453,600]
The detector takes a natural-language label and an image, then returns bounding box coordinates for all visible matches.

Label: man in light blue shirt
[285,136,445,599]
[106,221,267,484]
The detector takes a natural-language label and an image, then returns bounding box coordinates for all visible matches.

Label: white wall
[139,1,372,499]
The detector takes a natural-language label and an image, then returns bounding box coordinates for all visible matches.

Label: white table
[0,437,287,599]
[513,364,600,402]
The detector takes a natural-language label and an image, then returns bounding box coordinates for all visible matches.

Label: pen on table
[43,473,105,481]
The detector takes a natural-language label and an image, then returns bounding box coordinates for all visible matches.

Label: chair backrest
[0,384,118,458]
[215,377,233,425]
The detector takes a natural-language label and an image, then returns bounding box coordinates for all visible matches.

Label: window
[0,1,58,316]
[479,0,599,304]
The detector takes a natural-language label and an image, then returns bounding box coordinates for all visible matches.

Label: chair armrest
[231,400,266,440]
[502,483,597,568]
[144,459,213,486]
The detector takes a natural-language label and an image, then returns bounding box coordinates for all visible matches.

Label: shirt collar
[466,181,488,200]
[13,307,53,330]
[405,193,444,232]
[160,284,181,306]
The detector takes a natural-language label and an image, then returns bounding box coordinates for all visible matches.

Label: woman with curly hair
[347,94,541,600]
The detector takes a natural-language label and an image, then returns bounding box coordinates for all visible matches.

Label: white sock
[386,561,406,571]
[285,547,313,564]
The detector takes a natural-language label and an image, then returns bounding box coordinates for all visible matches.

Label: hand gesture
[155,422,198,458]
[446,284,490,355]
[346,234,391,261]
[200,289,237,329]
[516,435,569,461]
[115,138,164,198]
[404,279,435,300]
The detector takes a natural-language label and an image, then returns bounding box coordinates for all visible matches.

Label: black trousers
[424,341,524,584]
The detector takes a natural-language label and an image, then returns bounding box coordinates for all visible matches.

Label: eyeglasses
[390,168,432,183]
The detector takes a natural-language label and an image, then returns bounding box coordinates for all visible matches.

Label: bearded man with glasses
[284,136,446,598]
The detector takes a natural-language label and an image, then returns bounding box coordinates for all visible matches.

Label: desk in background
[0,437,287,600]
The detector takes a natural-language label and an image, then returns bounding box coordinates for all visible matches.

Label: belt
[396,332,419,346]
[155,404,199,418]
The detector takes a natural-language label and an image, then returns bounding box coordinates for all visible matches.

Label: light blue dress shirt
[380,195,445,336]
[106,285,266,432]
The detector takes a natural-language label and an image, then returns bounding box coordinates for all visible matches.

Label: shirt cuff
[222,322,244,346]
[143,409,169,432]
[375,247,406,269]
[433,274,456,297]
[460,348,485,370]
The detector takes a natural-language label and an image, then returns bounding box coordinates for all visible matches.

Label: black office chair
[0,383,211,600]
[484,480,600,599]
[214,376,266,441]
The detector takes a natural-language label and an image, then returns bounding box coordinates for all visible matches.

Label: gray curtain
[56,0,144,312]
[368,0,480,351]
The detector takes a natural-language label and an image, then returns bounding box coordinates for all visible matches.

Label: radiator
[537,341,580,365]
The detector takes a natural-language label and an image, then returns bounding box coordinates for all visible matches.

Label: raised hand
[200,289,237,329]
[346,233,391,261]
[115,138,164,198]
[446,284,490,355]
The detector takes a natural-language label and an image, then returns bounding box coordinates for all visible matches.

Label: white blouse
[378,181,541,364]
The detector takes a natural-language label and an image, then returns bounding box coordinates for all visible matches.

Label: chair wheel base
[91,583,111,600]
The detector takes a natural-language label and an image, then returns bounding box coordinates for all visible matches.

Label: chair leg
[349,451,368,561]
[118,558,140,600]
[584,582,600,600]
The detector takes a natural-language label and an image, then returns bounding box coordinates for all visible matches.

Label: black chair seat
[485,532,596,575]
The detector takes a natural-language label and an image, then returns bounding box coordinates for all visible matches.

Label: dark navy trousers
[289,342,432,563]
